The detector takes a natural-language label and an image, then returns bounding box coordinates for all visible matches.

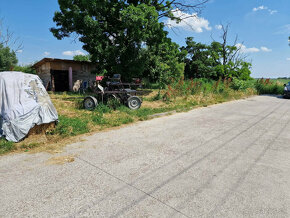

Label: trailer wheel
[127,96,142,110]
[83,96,98,110]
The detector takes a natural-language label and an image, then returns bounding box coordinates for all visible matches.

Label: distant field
[255,78,290,85]
[274,79,290,84]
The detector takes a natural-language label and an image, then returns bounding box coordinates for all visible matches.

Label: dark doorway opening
[51,70,69,92]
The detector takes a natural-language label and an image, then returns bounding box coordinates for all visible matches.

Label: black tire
[127,96,142,110]
[83,96,98,110]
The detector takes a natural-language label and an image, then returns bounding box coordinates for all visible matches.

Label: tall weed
[255,79,283,95]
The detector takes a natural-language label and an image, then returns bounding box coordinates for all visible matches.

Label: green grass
[20,143,40,152]
[51,115,90,137]
[0,138,16,155]
[110,115,134,127]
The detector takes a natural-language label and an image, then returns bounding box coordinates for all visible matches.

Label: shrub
[231,78,254,91]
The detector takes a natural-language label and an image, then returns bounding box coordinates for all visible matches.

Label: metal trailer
[83,74,142,110]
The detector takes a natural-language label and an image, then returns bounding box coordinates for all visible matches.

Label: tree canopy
[182,37,252,80]
[51,0,207,81]
[51,1,252,84]
[0,44,17,71]
[13,64,36,74]
[0,19,19,71]
[73,54,91,62]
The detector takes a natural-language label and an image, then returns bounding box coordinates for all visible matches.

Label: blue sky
[0,0,289,78]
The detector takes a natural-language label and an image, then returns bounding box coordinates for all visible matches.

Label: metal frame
[83,74,142,109]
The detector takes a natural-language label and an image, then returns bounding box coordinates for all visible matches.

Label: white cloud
[236,43,260,53]
[43,51,50,56]
[269,10,277,15]
[16,50,23,53]
[287,58,290,61]
[252,5,277,15]
[260,46,272,52]
[215,25,222,30]
[253,5,268,12]
[62,50,85,56]
[165,9,211,33]
[236,44,272,53]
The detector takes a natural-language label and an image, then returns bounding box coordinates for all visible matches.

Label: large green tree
[182,37,217,79]
[143,37,187,88]
[51,0,207,81]
[182,37,252,80]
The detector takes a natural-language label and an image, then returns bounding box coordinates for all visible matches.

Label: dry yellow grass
[141,100,166,108]
[46,155,75,165]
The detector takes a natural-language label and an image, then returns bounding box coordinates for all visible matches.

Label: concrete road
[1,95,290,218]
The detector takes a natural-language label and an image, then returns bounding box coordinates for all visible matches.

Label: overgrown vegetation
[255,78,284,95]
[1,77,261,155]
[2,76,287,155]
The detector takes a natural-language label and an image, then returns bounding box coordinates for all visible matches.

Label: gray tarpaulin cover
[0,71,58,142]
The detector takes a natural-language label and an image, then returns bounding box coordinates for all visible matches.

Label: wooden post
[52,76,55,92]
[69,67,73,91]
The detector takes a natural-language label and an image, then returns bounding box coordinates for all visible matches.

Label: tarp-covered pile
[0,72,58,142]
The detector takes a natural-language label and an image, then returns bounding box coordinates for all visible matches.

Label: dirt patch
[142,90,160,99]
[142,100,166,108]
[24,123,56,142]
[14,123,57,152]
[47,155,75,165]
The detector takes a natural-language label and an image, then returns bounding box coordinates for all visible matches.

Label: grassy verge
[255,79,284,95]
[0,139,16,155]
[0,78,266,155]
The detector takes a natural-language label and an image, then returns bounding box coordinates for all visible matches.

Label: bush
[231,78,254,91]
